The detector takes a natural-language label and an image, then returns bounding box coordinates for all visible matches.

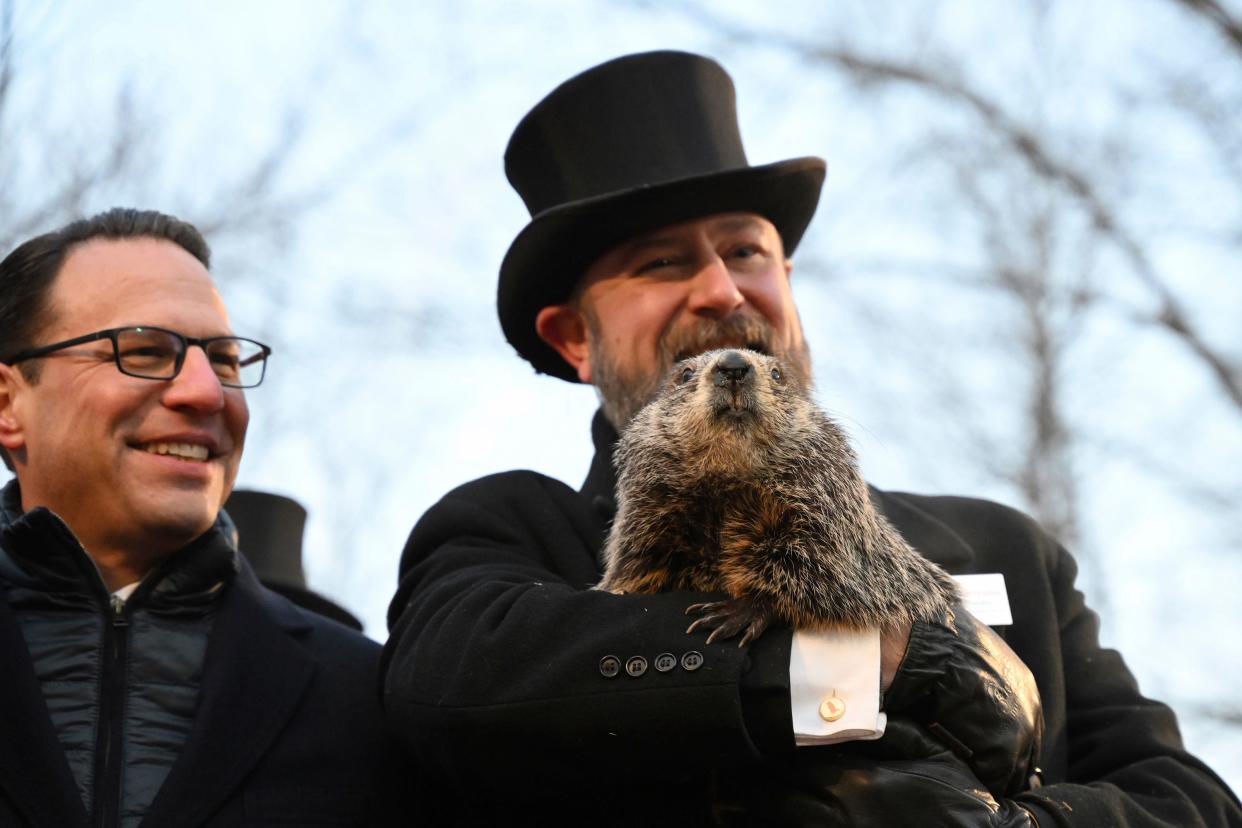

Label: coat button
[819,695,846,722]
[681,651,704,671]
[599,655,621,678]
[654,653,677,673]
[625,656,648,677]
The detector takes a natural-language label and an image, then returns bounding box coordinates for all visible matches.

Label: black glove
[712,719,1040,827]
[883,604,1044,797]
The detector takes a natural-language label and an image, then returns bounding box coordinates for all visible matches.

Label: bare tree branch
[1157,73,1242,212]
[685,5,1242,414]
[1171,0,1242,55]
[832,52,1242,412]
[0,84,146,252]
[1190,702,1242,727]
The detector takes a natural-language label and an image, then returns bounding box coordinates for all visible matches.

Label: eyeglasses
[3,325,272,388]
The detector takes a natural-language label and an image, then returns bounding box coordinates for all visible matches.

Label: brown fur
[595,348,959,644]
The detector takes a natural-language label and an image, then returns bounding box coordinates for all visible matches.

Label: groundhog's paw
[685,595,773,647]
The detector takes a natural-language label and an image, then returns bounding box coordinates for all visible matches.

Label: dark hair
[0,207,211,377]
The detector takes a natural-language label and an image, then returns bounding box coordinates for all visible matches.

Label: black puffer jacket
[0,481,235,828]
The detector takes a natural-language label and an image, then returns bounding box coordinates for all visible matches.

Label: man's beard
[585,310,813,431]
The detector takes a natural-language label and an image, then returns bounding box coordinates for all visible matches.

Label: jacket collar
[0,479,239,610]
[576,409,976,571]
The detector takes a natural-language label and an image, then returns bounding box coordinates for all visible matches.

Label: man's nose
[686,256,744,318]
[162,346,226,412]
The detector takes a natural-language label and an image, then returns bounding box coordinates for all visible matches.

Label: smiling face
[0,237,249,570]
[536,212,811,429]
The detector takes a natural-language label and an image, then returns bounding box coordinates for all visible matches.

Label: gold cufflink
[819,691,846,723]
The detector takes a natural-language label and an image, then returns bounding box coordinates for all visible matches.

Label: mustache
[657,315,776,367]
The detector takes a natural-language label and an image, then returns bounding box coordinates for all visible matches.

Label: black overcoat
[1,555,406,826]
[383,412,1241,826]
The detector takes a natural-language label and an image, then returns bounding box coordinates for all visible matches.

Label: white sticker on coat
[953,573,1013,626]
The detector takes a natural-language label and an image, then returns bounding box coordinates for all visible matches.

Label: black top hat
[499,50,827,381]
[223,489,363,631]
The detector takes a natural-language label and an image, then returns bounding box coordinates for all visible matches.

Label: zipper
[92,593,130,828]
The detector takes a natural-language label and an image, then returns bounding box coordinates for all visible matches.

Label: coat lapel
[871,488,977,572]
[0,600,91,827]
[141,568,315,827]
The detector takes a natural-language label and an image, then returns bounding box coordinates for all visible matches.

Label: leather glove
[883,604,1044,797]
[712,719,1040,827]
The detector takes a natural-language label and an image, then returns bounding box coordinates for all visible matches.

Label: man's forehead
[55,237,215,293]
[570,213,783,303]
[577,212,781,289]
[48,237,226,330]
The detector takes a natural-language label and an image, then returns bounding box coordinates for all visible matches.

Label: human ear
[535,303,593,383]
[0,364,28,455]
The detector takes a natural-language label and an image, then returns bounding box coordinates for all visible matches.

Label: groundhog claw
[685,596,772,647]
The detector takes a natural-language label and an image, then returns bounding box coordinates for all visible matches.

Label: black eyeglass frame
[2,325,272,388]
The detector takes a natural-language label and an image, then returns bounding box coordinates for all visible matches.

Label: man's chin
[136,496,224,548]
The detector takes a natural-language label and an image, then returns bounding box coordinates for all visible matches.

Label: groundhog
[595,347,959,646]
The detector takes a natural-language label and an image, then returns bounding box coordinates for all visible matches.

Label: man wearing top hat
[382,51,1241,825]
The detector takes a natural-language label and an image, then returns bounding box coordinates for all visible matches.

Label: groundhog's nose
[714,350,753,386]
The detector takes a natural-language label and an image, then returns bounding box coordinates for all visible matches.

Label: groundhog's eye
[770,367,783,381]
[680,367,694,383]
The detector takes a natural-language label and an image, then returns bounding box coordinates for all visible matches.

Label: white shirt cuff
[790,627,886,746]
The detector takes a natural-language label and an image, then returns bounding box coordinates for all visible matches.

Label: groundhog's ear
[535,303,593,383]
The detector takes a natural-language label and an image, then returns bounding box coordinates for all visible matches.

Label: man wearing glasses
[0,209,402,826]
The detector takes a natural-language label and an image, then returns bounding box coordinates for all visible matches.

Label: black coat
[383,412,1241,826]
[1,529,406,827]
